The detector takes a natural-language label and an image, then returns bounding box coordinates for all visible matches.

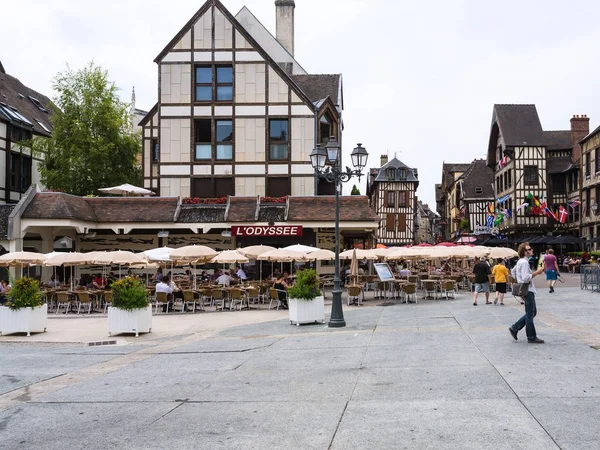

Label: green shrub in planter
[287,269,320,300]
[6,277,44,310]
[110,276,149,311]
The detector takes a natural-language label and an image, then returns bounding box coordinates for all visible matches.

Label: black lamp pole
[310,137,368,328]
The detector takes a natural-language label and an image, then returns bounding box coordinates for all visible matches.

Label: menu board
[374,263,395,281]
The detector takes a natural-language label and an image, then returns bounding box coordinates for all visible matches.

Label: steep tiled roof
[373,158,418,183]
[287,196,378,222]
[460,160,494,198]
[0,205,15,240]
[228,197,258,222]
[86,197,178,222]
[257,205,286,222]
[442,163,471,190]
[0,71,53,137]
[177,205,227,223]
[435,184,443,202]
[290,74,341,105]
[581,123,600,144]
[547,156,575,174]
[543,130,571,150]
[22,193,97,221]
[493,104,544,146]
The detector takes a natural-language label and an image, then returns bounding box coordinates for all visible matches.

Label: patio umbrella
[302,249,335,261]
[487,247,518,259]
[98,183,155,196]
[239,245,276,259]
[140,247,174,262]
[283,244,321,253]
[436,242,457,247]
[349,249,359,284]
[339,249,378,260]
[257,248,307,262]
[452,245,490,259]
[0,251,47,266]
[170,245,218,263]
[91,250,146,278]
[385,247,432,260]
[44,252,89,266]
[455,236,476,244]
[211,250,249,264]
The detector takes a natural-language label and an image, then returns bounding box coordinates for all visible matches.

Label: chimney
[570,114,590,163]
[380,154,388,167]
[275,0,295,56]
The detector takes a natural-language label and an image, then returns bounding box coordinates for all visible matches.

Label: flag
[497,194,510,203]
[487,203,495,215]
[502,208,512,219]
[544,206,557,220]
[459,205,465,215]
[558,206,568,223]
[486,214,494,228]
[533,196,541,207]
[568,200,581,210]
[516,202,529,212]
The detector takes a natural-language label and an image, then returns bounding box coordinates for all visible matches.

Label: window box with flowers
[260,196,287,204]
[182,197,228,205]
[108,276,152,337]
[0,277,47,337]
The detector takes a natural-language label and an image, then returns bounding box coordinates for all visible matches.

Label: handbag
[512,282,529,297]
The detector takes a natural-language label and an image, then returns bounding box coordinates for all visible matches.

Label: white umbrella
[283,244,321,253]
[98,183,155,196]
[302,249,335,261]
[339,249,379,260]
[91,250,146,266]
[211,250,249,264]
[452,246,490,259]
[44,252,89,266]
[257,248,307,262]
[140,247,174,262]
[170,245,218,263]
[0,251,47,266]
[487,247,518,259]
[239,245,276,258]
[385,247,432,260]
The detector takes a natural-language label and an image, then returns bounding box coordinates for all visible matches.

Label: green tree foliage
[29,62,141,196]
[350,184,361,195]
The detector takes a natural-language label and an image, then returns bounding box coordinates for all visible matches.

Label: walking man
[509,243,545,344]
[472,256,491,306]
[491,258,509,305]
[543,249,560,293]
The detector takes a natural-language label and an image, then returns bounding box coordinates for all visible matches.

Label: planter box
[108,305,152,337]
[0,303,47,337]
[288,296,325,326]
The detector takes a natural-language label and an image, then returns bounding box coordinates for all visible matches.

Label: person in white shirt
[155,276,174,295]
[236,266,247,280]
[216,272,232,286]
[509,243,545,344]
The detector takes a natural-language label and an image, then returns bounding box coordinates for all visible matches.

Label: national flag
[487,203,495,215]
[516,202,529,212]
[486,215,494,228]
[497,194,510,203]
[533,196,541,207]
[558,206,568,223]
[568,200,581,210]
[544,206,557,220]
[502,208,512,219]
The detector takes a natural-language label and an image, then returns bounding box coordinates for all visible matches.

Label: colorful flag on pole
[487,203,495,215]
[497,194,510,203]
[486,214,494,229]
[558,206,568,223]
[544,206,557,220]
[568,200,581,209]
[516,202,529,212]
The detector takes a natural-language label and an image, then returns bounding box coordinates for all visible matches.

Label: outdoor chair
[441,280,456,299]
[211,288,226,311]
[229,289,247,311]
[268,287,286,310]
[55,292,72,314]
[403,283,417,303]
[423,280,438,299]
[172,297,185,313]
[347,285,362,306]
[375,281,388,299]
[246,287,260,305]
[183,290,200,312]
[155,291,169,314]
[75,292,93,314]
[102,291,113,314]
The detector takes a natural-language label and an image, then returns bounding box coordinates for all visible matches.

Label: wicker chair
[347,285,362,306]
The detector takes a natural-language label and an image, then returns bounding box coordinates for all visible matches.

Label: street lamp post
[310,137,368,328]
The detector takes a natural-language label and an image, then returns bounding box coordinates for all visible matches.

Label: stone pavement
[1,274,599,449]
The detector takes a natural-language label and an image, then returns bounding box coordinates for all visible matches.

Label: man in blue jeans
[509,243,545,344]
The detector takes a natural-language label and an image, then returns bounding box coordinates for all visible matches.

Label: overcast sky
[3,0,600,207]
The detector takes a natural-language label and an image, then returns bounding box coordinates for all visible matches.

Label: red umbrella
[436,242,457,247]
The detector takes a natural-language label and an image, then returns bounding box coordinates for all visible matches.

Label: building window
[396,213,406,232]
[191,177,234,198]
[551,174,566,194]
[266,177,291,197]
[269,119,289,160]
[586,189,591,216]
[387,168,395,180]
[194,119,233,161]
[10,126,33,143]
[319,111,336,145]
[386,191,395,208]
[596,148,600,173]
[151,138,159,162]
[524,166,539,185]
[398,191,408,207]
[386,214,395,231]
[398,169,406,180]
[475,187,483,195]
[507,169,512,188]
[194,65,233,102]
[586,153,591,178]
[9,153,32,193]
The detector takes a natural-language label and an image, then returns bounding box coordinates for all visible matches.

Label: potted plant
[108,276,152,337]
[0,277,47,337]
[287,269,325,326]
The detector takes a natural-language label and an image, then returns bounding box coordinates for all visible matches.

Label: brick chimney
[380,154,388,167]
[570,114,590,163]
[275,0,295,56]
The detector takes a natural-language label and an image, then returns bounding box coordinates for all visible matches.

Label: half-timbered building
[140,0,342,198]
[367,155,419,246]
[437,163,471,240]
[0,62,52,204]
[416,200,440,244]
[455,159,494,237]
[580,122,600,246]
[486,105,588,240]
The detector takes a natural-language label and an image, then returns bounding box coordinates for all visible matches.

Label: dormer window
[29,96,49,113]
[398,168,406,180]
[387,168,395,180]
[475,187,483,195]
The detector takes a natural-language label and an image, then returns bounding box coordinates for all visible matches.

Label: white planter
[0,303,48,337]
[288,296,325,326]
[108,305,152,337]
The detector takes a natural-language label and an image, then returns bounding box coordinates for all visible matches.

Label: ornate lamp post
[310,137,368,327]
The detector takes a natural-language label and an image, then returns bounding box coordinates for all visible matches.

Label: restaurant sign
[231,225,303,237]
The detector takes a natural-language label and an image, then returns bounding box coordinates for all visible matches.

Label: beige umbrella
[211,250,249,264]
[170,245,218,263]
[91,250,146,266]
[369,248,393,258]
[339,249,378,260]
[385,247,431,261]
[238,245,276,258]
[302,249,335,261]
[257,248,307,262]
[44,252,89,266]
[452,245,490,259]
[349,249,359,284]
[487,247,518,259]
[0,251,47,266]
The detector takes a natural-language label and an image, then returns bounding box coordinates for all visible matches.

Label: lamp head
[325,136,340,164]
[310,145,327,170]
[351,143,368,170]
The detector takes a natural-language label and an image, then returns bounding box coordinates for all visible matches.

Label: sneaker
[528,338,545,344]
[550,286,554,293]
[494,298,498,305]
[509,327,518,341]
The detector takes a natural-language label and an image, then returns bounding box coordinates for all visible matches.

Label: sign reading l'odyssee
[231,225,303,236]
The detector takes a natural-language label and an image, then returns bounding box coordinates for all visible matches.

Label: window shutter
[397,213,406,232]
[386,214,395,231]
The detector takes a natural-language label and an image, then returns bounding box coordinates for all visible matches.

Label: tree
[29,62,141,196]
[350,184,361,195]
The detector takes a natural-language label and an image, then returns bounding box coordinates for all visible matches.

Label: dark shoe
[509,327,518,341]
[528,338,545,344]
[549,286,554,293]
[500,303,505,305]
[473,302,477,306]
[494,298,498,305]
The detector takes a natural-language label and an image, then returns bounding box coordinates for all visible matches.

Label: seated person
[47,275,61,288]
[200,270,210,282]
[93,273,106,287]
[398,264,411,277]
[154,268,164,282]
[273,274,289,309]
[216,271,232,286]
[236,266,247,281]
[0,279,10,305]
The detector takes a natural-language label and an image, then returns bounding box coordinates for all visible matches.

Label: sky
[3,0,600,207]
